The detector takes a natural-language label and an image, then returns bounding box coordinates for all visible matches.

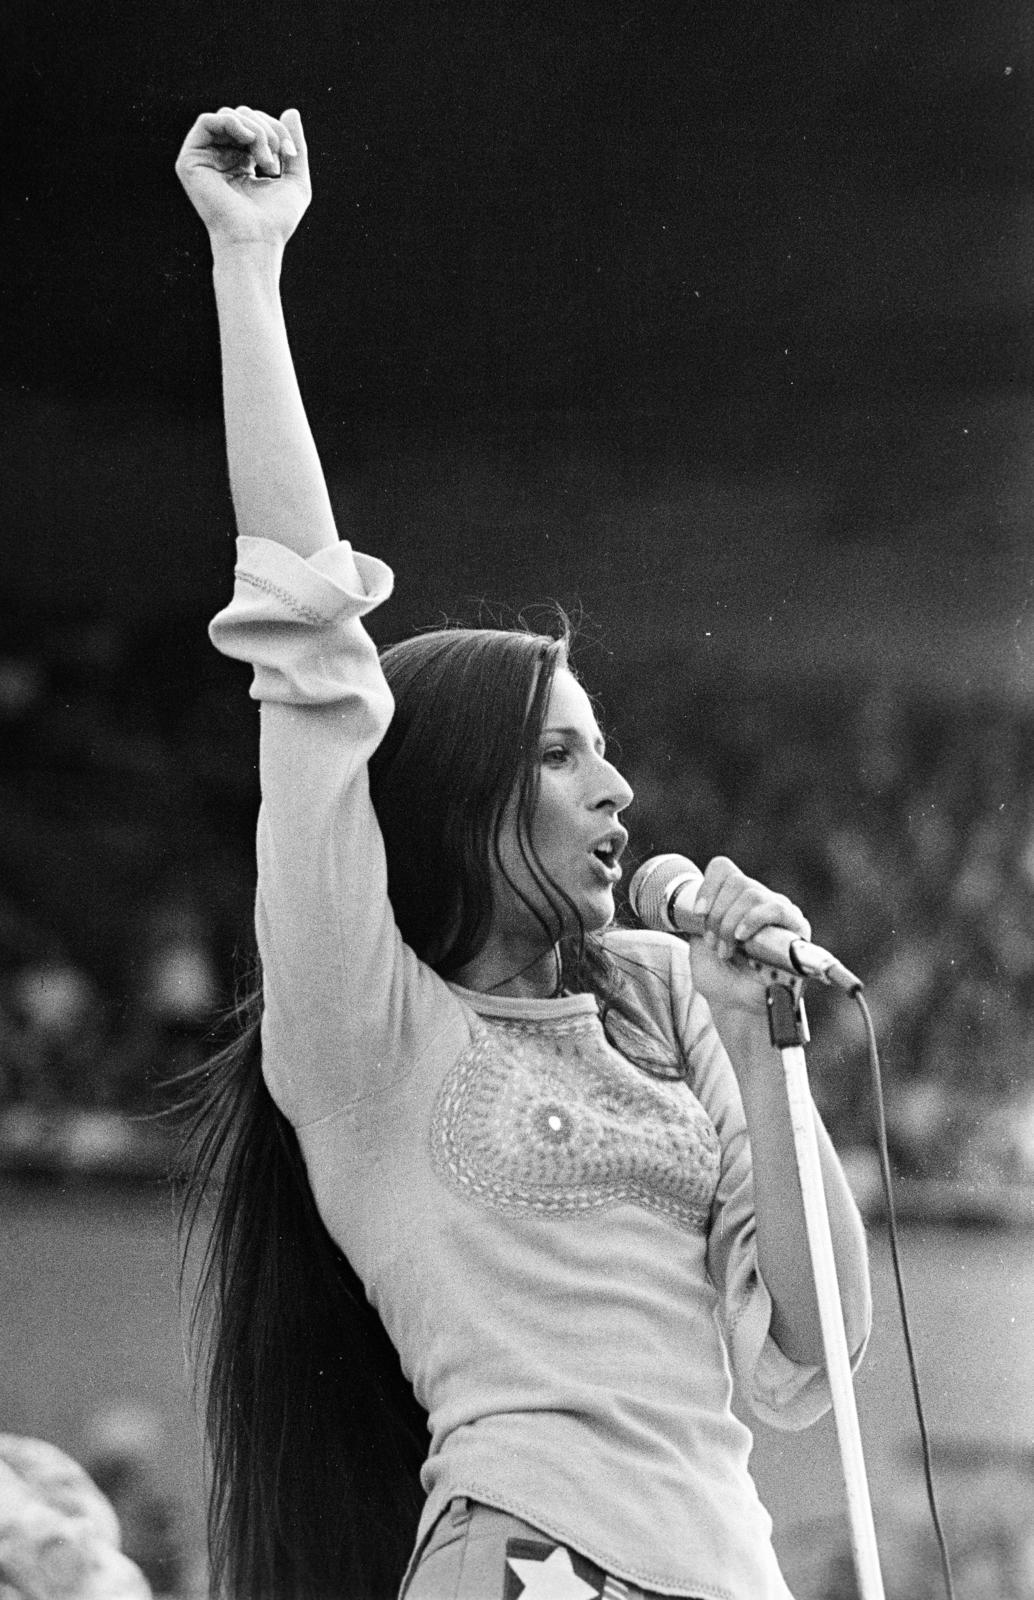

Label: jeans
[400,1498,701,1600]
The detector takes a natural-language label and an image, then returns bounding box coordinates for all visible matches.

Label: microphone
[628,853,863,994]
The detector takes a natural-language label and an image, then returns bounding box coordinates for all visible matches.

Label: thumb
[280,108,308,174]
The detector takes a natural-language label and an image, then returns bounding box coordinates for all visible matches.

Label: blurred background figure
[137,901,219,1089]
[7,962,107,1111]
[81,1405,188,1600]
[0,1433,152,1599]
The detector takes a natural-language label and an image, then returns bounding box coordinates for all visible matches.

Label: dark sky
[9,0,1034,418]
[6,0,1034,675]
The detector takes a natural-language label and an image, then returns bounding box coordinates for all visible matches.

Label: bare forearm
[716,1009,871,1365]
[211,240,337,559]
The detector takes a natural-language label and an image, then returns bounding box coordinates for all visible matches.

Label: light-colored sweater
[210,536,870,1600]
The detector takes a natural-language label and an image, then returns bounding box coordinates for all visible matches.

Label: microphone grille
[629,853,699,930]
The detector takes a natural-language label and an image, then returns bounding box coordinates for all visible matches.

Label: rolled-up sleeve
[210,536,395,704]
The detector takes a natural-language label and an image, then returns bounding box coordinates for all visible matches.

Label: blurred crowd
[0,604,256,1172]
[3,603,1034,1190]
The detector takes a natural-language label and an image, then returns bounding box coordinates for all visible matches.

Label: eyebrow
[541,723,607,755]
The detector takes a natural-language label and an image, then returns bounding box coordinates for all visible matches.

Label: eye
[541,744,570,767]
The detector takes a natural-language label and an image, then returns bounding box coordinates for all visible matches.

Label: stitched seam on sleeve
[235,569,330,625]
[726,1262,761,1336]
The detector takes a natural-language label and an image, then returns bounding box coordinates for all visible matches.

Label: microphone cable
[854,989,956,1600]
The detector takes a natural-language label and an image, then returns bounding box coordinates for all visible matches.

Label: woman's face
[492,667,634,948]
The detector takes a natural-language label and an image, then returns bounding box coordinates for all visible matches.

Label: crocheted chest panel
[430,1013,721,1232]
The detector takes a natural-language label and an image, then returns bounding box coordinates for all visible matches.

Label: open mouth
[589,840,623,881]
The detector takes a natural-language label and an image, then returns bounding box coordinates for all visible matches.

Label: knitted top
[209,536,870,1600]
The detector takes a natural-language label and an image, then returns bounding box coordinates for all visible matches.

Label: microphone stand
[765,981,885,1600]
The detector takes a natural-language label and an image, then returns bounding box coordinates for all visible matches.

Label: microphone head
[628,853,703,931]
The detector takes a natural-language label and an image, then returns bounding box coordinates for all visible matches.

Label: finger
[176,109,255,175]
[279,108,309,177]
[258,112,299,163]
[268,117,296,161]
[280,108,306,160]
[692,856,738,920]
[198,108,257,147]
[241,106,290,151]
[696,859,747,929]
[733,896,810,943]
[238,107,300,170]
[234,105,281,176]
[235,106,282,173]
[714,889,767,960]
[693,860,748,961]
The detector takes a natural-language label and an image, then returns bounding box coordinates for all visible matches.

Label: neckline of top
[445,983,599,1021]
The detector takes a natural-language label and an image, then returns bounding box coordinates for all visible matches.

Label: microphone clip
[766,981,810,1050]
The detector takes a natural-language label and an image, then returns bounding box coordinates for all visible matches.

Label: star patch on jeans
[503,1537,608,1600]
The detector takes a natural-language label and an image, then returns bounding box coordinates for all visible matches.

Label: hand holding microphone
[630,853,863,996]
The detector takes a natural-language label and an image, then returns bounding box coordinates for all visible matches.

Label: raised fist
[175,105,311,248]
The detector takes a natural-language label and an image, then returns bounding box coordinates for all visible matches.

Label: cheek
[527,777,571,857]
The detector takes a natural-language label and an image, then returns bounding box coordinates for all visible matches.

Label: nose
[590,754,634,814]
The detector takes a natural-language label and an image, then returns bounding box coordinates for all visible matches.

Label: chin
[579,893,616,934]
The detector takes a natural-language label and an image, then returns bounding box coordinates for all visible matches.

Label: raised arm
[177,107,456,1128]
[175,105,336,558]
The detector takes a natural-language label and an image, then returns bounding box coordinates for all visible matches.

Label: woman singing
[175,105,871,1600]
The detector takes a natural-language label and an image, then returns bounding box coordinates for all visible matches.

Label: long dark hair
[179,622,680,1600]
